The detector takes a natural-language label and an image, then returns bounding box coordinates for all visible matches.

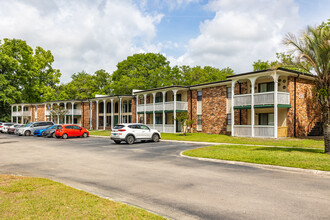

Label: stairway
[308,122,323,136]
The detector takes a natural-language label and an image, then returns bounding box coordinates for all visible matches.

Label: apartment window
[197,115,202,126]
[258,113,274,125]
[258,82,274,93]
[197,91,202,101]
[227,87,232,98]
[155,93,162,103]
[107,102,111,113]
[122,100,127,113]
[99,102,104,113]
[227,114,231,125]
[23,107,28,111]
[155,115,162,124]
[74,104,77,109]
[176,94,182,101]
[115,102,118,113]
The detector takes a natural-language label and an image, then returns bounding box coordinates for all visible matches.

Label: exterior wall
[132,97,137,123]
[92,102,97,130]
[234,109,248,125]
[81,102,90,128]
[190,90,198,132]
[287,77,321,137]
[37,104,45,121]
[202,86,228,134]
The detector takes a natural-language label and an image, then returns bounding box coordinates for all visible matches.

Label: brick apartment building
[10,68,322,138]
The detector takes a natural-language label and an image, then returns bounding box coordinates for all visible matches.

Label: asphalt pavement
[0,133,329,219]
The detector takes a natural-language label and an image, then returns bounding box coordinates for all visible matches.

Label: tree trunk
[324,123,330,154]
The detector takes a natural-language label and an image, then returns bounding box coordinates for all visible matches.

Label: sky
[0,0,329,83]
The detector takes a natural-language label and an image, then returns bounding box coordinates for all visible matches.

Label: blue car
[33,125,55,137]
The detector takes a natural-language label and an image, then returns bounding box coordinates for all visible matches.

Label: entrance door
[114,115,118,125]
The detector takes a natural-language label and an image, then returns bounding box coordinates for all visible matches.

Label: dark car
[42,125,59,138]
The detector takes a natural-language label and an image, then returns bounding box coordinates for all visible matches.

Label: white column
[231,80,236,136]
[11,105,13,123]
[273,72,279,138]
[57,103,60,124]
[173,90,178,133]
[21,105,24,124]
[119,98,122,124]
[44,104,46,121]
[64,103,67,124]
[162,91,166,132]
[152,93,156,129]
[103,99,106,130]
[111,99,114,129]
[96,100,99,129]
[144,94,147,124]
[71,102,74,125]
[50,103,53,122]
[250,77,257,137]
[16,105,18,123]
[136,95,139,123]
[89,101,93,130]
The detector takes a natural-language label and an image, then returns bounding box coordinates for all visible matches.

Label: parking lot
[1,134,330,219]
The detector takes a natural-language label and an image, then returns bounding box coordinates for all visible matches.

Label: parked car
[41,125,59,138]
[55,124,89,139]
[0,123,15,133]
[17,121,54,136]
[110,123,161,144]
[7,124,23,134]
[33,125,57,137]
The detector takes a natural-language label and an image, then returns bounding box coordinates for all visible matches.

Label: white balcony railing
[233,125,252,137]
[137,101,188,112]
[234,94,252,106]
[12,111,31,117]
[254,125,274,137]
[233,125,275,138]
[233,92,290,107]
[66,109,81,115]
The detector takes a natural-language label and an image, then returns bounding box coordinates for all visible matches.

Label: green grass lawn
[183,145,330,171]
[162,133,324,149]
[0,175,165,219]
[89,130,111,136]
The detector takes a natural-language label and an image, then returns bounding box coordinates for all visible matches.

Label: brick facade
[190,90,198,132]
[81,102,90,128]
[132,98,137,123]
[201,86,228,134]
[287,77,321,136]
[37,105,45,121]
[92,102,97,130]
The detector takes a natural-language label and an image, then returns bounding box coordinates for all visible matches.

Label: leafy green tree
[49,105,68,124]
[0,38,61,121]
[175,112,195,136]
[284,21,330,153]
[111,53,170,94]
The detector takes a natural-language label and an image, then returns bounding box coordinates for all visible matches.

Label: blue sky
[0,0,329,82]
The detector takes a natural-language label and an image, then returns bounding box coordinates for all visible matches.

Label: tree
[0,38,61,121]
[49,105,68,124]
[111,53,170,94]
[284,21,330,154]
[175,112,195,136]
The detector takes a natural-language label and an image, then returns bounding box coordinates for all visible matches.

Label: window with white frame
[197,115,202,131]
[227,114,231,125]
[227,87,232,98]
[197,91,202,101]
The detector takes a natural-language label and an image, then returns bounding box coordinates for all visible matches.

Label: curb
[180,151,330,177]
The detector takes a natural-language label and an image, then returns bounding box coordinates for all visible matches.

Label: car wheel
[114,140,121,144]
[125,135,135,145]
[152,134,160,142]
[24,130,31,136]
[82,132,88,138]
[62,133,68,139]
[52,132,56,138]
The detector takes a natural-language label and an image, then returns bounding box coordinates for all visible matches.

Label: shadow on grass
[254,147,324,154]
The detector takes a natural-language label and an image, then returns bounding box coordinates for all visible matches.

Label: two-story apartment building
[10,68,321,138]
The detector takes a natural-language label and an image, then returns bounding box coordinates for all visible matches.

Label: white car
[0,123,15,133]
[110,123,161,144]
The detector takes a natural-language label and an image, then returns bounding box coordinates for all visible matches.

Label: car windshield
[23,123,33,127]
[114,125,125,129]
[56,125,62,130]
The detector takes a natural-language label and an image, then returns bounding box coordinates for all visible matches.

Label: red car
[55,124,89,139]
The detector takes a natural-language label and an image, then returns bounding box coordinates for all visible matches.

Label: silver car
[17,121,54,136]
[0,123,15,133]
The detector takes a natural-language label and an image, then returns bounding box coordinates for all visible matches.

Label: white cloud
[174,0,300,73]
[0,0,163,82]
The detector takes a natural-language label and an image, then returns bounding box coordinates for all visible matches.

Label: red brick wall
[37,105,45,121]
[287,77,321,136]
[202,86,228,134]
[132,97,136,123]
[234,109,248,125]
[31,106,35,122]
[234,82,248,95]
[92,102,97,129]
[190,90,198,132]
[81,102,90,128]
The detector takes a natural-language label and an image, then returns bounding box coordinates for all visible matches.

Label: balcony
[233,125,275,138]
[233,92,290,107]
[66,109,81,115]
[147,124,175,133]
[137,101,188,113]
[12,111,31,117]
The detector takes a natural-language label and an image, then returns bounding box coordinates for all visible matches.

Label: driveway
[0,134,329,219]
